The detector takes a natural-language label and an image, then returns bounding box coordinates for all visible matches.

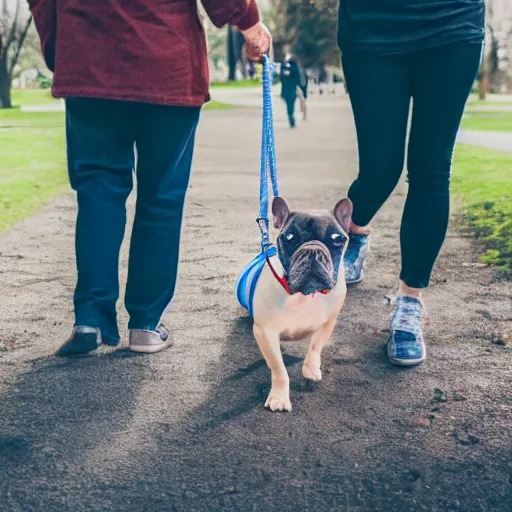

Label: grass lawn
[0,109,66,232]
[466,101,512,108]
[452,144,512,277]
[0,98,234,231]
[210,78,260,88]
[460,112,512,132]
[10,88,60,107]
[203,100,237,110]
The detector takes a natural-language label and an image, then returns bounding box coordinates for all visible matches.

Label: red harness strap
[265,256,329,296]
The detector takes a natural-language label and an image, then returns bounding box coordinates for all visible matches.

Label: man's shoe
[56,326,103,357]
[387,296,426,366]
[129,325,172,354]
[343,233,370,285]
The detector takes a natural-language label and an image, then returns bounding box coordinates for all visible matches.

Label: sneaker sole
[129,339,173,354]
[388,344,427,366]
[346,269,365,286]
[388,355,426,367]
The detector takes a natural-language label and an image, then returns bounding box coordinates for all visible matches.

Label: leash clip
[257,217,272,250]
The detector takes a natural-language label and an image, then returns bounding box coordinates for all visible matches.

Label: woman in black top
[339,1,485,366]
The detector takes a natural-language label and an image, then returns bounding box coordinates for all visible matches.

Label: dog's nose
[299,244,333,272]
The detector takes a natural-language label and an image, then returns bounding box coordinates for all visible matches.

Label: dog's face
[272,197,353,295]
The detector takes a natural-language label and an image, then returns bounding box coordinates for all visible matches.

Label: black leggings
[342,40,482,288]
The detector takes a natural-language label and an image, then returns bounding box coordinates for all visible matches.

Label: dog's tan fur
[249,198,351,412]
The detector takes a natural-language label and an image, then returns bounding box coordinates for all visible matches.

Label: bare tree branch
[5,0,21,55]
[9,14,32,78]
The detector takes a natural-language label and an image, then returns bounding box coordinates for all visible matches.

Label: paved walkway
[467,105,512,112]
[0,91,511,511]
[457,128,512,153]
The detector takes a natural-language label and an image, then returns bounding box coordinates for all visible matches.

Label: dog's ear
[333,198,353,234]
[272,196,290,230]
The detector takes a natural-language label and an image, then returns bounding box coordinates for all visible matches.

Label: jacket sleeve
[200,0,260,30]
[27,0,57,71]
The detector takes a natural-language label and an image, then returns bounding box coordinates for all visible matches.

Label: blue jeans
[65,98,200,344]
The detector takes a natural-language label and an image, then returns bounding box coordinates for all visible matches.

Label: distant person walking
[297,62,308,121]
[280,48,302,128]
[28,0,271,356]
[338,0,485,366]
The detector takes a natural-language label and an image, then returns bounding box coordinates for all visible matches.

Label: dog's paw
[265,390,292,412]
[302,362,322,382]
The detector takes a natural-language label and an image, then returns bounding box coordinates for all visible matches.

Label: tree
[262,0,339,69]
[479,0,512,98]
[285,0,339,68]
[207,26,227,71]
[226,25,246,81]
[261,0,287,60]
[0,0,32,108]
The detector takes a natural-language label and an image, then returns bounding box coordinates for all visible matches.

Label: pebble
[492,331,510,346]
[412,418,431,427]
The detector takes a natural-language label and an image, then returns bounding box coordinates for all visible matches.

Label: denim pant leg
[66,98,136,343]
[126,105,201,330]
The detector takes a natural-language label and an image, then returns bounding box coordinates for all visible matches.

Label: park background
[0,1,511,511]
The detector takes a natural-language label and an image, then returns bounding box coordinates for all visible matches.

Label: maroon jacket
[28,0,260,107]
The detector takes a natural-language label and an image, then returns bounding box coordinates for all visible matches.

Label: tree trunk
[478,73,489,100]
[0,58,12,108]
[227,25,236,81]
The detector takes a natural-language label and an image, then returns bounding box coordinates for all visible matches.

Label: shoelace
[158,324,170,341]
[392,298,423,335]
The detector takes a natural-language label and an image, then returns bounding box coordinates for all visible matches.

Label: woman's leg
[342,51,412,230]
[401,41,483,290]
[388,41,482,367]
[341,51,412,283]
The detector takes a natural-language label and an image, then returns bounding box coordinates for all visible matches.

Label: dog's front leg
[253,323,292,412]
[302,311,339,382]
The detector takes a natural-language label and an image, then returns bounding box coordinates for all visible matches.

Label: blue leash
[257,55,279,251]
[235,56,279,315]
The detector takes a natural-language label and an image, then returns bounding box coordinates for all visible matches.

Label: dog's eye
[331,233,345,247]
[284,232,295,242]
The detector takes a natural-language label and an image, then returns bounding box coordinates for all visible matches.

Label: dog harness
[236,55,281,316]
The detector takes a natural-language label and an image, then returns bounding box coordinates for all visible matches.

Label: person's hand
[241,22,272,62]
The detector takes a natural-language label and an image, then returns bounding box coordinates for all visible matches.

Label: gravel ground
[0,92,511,512]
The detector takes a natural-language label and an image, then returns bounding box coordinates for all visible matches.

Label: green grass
[0,110,67,231]
[460,112,512,132]
[210,78,261,88]
[452,144,512,277]
[203,100,237,110]
[466,100,512,108]
[10,88,60,107]
[0,98,234,231]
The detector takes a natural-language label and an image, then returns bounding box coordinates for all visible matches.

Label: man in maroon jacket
[28,0,271,356]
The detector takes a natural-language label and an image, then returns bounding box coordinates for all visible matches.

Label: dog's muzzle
[287,242,335,295]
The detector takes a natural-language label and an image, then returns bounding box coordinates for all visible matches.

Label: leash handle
[258,55,279,250]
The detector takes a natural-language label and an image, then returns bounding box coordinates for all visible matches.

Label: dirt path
[0,93,511,512]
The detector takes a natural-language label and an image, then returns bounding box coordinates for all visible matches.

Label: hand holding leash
[242,22,272,62]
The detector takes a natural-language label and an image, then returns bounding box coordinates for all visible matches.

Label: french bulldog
[250,196,353,412]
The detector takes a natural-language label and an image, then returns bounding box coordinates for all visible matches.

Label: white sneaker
[129,325,172,354]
